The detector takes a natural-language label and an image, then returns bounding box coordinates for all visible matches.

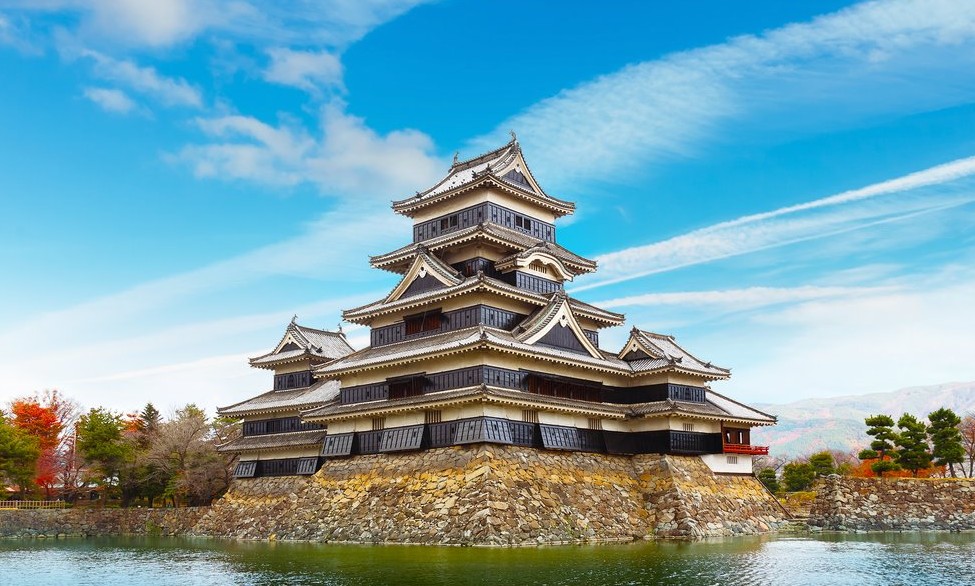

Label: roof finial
[291,314,298,324]
[337,323,343,333]
[452,151,459,165]
[509,129,517,142]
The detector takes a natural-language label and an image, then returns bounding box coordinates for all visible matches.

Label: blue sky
[2,0,974,415]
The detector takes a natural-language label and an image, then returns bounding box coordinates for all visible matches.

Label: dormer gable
[495,246,578,282]
[384,249,464,303]
[249,319,354,370]
[514,292,602,358]
[618,327,730,379]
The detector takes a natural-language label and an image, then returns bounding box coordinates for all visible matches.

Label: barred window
[522,410,539,424]
[371,417,386,431]
[424,410,442,424]
[587,418,603,431]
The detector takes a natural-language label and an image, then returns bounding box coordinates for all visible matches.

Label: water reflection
[2,533,974,586]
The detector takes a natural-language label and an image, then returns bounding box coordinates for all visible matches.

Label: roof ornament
[337,323,344,333]
[291,314,298,324]
[452,151,459,165]
[509,129,517,142]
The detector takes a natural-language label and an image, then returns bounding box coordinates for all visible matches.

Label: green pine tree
[928,408,965,477]
[859,414,900,477]
[757,467,779,493]
[808,451,836,477]
[895,413,933,477]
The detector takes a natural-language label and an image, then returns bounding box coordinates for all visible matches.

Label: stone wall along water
[194,445,788,545]
[0,507,207,539]
[809,475,975,531]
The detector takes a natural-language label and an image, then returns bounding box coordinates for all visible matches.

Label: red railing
[723,443,769,455]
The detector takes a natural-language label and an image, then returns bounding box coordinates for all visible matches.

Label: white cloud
[471,0,975,187]
[570,155,975,292]
[597,285,894,311]
[717,279,975,403]
[263,47,344,94]
[82,86,138,114]
[77,48,203,107]
[174,102,443,198]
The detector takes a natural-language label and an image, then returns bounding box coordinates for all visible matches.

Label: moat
[3,533,974,585]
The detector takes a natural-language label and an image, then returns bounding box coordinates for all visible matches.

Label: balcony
[723,443,769,455]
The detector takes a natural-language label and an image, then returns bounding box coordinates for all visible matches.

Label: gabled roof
[514,292,602,358]
[341,273,624,327]
[618,328,730,378]
[494,243,578,281]
[370,222,596,275]
[249,320,354,370]
[217,379,342,417]
[383,248,463,303]
[391,138,575,218]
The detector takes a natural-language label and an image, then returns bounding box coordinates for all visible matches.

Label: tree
[782,462,816,492]
[7,390,81,498]
[859,414,900,477]
[959,413,975,478]
[895,413,932,477]
[76,407,133,501]
[147,405,231,506]
[757,467,779,493]
[809,451,836,477]
[928,408,964,478]
[0,415,41,497]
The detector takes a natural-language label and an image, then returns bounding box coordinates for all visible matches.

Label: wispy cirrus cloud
[570,154,975,292]
[597,285,895,311]
[471,0,975,188]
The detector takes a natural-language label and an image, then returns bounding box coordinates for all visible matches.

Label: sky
[1,0,974,416]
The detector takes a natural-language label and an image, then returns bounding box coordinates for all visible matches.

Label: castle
[218,137,774,479]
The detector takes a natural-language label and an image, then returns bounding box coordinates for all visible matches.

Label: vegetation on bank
[0,391,237,506]
[757,407,975,495]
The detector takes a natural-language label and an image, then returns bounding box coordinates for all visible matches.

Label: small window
[405,309,442,335]
[424,410,442,424]
[522,410,539,424]
[371,417,386,431]
[683,423,695,432]
[449,214,458,228]
[727,456,738,465]
[523,218,531,231]
[587,418,602,431]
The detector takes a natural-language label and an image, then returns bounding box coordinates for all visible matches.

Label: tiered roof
[370,222,597,275]
[391,137,575,218]
[619,328,729,377]
[218,379,342,417]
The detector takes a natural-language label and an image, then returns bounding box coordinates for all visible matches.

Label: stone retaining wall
[193,445,787,545]
[0,507,208,539]
[809,475,975,531]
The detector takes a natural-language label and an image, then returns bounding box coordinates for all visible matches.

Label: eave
[392,173,575,218]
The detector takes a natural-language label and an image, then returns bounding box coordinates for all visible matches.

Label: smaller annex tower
[297,136,774,473]
[218,320,353,477]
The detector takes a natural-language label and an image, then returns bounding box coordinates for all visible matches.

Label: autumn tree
[928,408,964,478]
[147,405,230,506]
[894,413,932,477]
[859,414,900,477]
[0,413,41,497]
[7,390,80,498]
[962,413,975,478]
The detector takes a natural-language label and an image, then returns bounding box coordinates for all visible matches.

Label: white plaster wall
[700,453,754,475]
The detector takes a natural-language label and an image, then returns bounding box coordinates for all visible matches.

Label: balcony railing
[723,443,769,455]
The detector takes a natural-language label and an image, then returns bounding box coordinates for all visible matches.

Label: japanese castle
[218,136,774,478]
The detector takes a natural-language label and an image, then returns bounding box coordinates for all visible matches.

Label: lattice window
[424,410,442,424]
[727,456,738,465]
[588,418,603,431]
[522,410,539,424]
[682,422,695,432]
[371,417,386,431]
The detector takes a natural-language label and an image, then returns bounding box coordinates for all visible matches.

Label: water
[2,533,974,585]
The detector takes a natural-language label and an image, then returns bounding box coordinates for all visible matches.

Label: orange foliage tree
[852,456,944,479]
[9,390,79,498]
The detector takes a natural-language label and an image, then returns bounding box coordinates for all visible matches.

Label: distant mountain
[751,381,975,459]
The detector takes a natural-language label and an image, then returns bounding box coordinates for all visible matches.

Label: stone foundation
[809,475,975,532]
[0,507,207,539]
[193,445,788,544]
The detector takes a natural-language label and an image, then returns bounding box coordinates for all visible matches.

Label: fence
[0,500,69,510]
